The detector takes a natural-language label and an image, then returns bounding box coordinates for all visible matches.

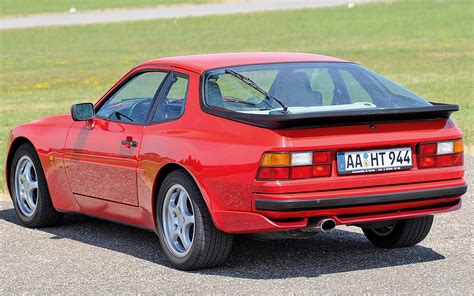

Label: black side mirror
[71,103,95,121]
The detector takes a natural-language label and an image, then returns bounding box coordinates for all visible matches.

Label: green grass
[0,0,219,17]
[0,0,473,192]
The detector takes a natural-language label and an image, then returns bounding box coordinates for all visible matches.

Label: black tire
[363,216,434,248]
[156,170,233,270]
[9,143,63,228]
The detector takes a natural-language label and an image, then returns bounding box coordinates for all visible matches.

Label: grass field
[0,0,219,17]
[0,0,473,192]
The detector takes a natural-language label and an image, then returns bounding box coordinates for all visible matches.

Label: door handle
[121,137,138,147]
[121,140,138,147]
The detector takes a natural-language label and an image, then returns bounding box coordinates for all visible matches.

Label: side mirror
[71,103,95,121]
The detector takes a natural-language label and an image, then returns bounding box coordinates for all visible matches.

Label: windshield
[203,62,431,114]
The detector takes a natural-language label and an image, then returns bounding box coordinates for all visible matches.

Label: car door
[64,70,169,206]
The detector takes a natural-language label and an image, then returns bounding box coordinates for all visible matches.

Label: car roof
[139,52,349,74]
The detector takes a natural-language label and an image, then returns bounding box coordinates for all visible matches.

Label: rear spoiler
[203,103,459,129]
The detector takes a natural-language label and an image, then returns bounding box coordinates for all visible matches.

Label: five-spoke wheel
[162,184,195,257]
[14,155,39,217]
[156,170,233,270]
[10,143,63,227]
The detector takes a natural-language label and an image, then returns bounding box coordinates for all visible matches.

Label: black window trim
[94,69,171,126]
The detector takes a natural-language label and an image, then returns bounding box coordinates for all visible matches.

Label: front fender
[6,115,81,212]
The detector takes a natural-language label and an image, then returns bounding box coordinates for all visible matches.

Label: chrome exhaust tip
[315,218,337,232]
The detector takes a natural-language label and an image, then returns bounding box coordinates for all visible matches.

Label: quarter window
[152,75,189,123]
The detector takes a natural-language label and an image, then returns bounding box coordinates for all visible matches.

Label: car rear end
[253,119,466,228]
[201,60,467,238]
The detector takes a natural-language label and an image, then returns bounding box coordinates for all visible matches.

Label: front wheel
[156,170,233,270]
[9,143,63,228]
[363,216,434,248]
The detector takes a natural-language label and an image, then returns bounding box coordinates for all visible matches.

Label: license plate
[337,147,412,175]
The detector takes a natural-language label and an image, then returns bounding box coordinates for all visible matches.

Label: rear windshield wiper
[224,69,289,114]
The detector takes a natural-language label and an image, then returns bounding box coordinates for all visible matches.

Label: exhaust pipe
[249,218,337,240]
[314,218,337,233]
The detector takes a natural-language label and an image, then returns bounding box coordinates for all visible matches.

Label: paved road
[1,158,472,294]
[0,0,377,30]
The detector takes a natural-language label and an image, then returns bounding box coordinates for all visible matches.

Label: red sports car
[5,53,467,270]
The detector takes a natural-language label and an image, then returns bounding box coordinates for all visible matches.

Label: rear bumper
[212,178,467,234]
[255,185,467,212]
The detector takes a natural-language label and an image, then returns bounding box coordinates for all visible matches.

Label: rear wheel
[9,143,63,228]
[156,170,233,270]
[362,216,433,248]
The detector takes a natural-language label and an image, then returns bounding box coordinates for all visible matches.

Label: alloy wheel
[14,155,39,217]
[162,184,195,257]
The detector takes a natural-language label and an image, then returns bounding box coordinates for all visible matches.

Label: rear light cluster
[257,151,332,180]
[418,139,463,169]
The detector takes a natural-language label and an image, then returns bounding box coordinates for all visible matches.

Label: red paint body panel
[64,119,142,206]
[4,53,467,234]
[6,115,81,213]
[140,52,348,74]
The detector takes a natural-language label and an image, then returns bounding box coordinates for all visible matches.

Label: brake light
[418,139,463,169]
[291,166,312,179]
[419,156,436,168]
[313,164,331,177]
[453,153,463,165]
[258,167,290,180]
[313,151,332,164]
[420,143,437,156]
[257,151,332,180]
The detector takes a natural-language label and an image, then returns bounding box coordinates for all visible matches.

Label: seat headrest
[206,81,224,108]
[270,72,315,107]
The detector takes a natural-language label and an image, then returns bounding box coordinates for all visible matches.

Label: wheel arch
[5,137,35,197]
[152,163,215,228]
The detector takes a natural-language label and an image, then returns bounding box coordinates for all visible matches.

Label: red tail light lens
[420,143,437,156]
[453,153,463,165]
[313,164,331,177]
[418,139,463,169]
[313,151,332,164]
[419,156,436,168]
[258,167,290,180]
[436,154,454,167]
[291,166,312,179]
[258,150,333,180]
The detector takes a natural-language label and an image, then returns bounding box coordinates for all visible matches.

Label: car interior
[95,73,187,125]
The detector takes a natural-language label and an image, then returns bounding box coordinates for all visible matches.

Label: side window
[152,75,189,123]
[340,70,372,103]
[96,71,167,124]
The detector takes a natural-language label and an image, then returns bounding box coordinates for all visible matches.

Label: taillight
[418,139,463,169]
[257,151,332,180]
[420,143,437,156]
[258,167,290,180]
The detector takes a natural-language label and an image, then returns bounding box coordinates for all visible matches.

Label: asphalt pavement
[1,158,472,294]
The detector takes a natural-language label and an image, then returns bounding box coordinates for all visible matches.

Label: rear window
[203,62,431,114]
